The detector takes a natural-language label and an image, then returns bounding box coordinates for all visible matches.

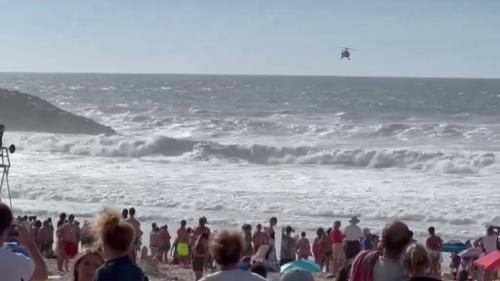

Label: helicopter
[341,47,357,60]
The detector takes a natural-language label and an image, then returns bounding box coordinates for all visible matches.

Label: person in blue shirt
[94,210,145,281]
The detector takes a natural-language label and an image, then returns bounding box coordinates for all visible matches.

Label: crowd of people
[0,201,499,281]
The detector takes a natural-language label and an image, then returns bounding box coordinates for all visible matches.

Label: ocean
[1,73,500,241]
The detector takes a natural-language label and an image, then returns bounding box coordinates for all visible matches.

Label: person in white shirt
[201,231,265,281]
[344,216,363,260]
[0,203,48,281]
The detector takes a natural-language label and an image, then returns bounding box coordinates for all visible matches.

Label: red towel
[350,250,381,281]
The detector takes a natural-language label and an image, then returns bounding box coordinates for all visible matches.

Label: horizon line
[0,71,499,80]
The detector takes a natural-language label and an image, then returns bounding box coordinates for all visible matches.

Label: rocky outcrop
[0,88,115,135]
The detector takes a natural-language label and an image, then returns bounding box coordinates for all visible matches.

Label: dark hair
[0,203,13,235]
[181,220,187,226]
[68,214,75,222]
[34,220,42,228]
[326,227,332,235]
[128,207,136,216]
[458,270,468,281]
[428,227,435,235]
[23,215,28,220]
[316,227,325,237]
[60,212,67,220]
[269,217,277,225]
[301,231,306,237]
[97,210,135,254]
[199,216,207,225]
[487,226,495,236]
[256,223,262,230]
[210,231,244,266]
[121,209,128,219]
[336,266,349,281]
[251,263,267,278]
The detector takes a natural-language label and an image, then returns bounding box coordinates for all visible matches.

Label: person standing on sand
[173,219,191,267]
[38,220,54,258]
[94,209,144,281]
[252,224,267,253]
[192,233,210,280]
[122,208,128,220]
[159,225,171,263]
[194,216,211,242]
[331,221,345,274]
[324,228,334,273]
[200,231,266,281]
[351,220,411,281]
[403,243,442,281]
[242,224,254,257]
[280,226,297,266]
[125,207,143,262]
[265,217,278,243]
[149,223,161,261]
[313,227,329,271]
[344,216,363,262]
[426,226,443,279]
[297,231,311,260]
[57,214,81,271]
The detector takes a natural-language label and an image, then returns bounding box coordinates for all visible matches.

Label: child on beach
[297,231,311,260]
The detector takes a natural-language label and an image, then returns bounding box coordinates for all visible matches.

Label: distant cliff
[0,88,116,135]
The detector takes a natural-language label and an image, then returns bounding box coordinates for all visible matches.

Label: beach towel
[350,250,381,281]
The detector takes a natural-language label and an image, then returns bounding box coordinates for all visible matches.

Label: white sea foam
[2,73,500,242]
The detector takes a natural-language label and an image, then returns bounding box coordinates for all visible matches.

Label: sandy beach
[45,257,459,281]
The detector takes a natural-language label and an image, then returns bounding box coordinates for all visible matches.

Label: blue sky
[0,0,499,77]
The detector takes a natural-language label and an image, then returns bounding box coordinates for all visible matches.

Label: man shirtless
[56,214,80,271]
[159,225,171,263]
[38,220,54,258]
[193,216,211,243]
[173,220,191,267]
[252,224,268,253]
[426,226,443,279]
[149,223,161,261]
[125,207,143,262]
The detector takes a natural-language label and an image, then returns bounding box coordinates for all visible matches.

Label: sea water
[1,73,500,241]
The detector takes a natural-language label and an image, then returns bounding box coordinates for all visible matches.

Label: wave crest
[11,133,496,173]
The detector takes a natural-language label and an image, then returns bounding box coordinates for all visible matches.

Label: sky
[0,0,499,78]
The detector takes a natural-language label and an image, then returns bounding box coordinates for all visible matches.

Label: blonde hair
[96,209,136,254]
[403,243,430,276]
[73,250,104,281]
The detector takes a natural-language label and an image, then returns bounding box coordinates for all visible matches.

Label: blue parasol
[441,241,467,253]
[280,260,321,274]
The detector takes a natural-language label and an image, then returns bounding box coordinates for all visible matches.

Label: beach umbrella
[459,247,483,258]
[474,251,500,272]
[280,260,321,274]
[441,241,467,253]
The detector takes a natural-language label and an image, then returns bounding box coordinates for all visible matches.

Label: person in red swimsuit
[331,221,345,274]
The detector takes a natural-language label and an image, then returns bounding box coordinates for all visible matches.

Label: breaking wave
[12,134,497,173]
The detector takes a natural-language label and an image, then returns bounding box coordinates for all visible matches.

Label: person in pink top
[331,221,345,274]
